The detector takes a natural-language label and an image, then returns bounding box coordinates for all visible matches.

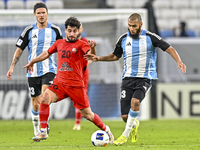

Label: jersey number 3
[121,90,126,98]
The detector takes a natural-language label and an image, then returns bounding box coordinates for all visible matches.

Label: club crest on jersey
[46,33,51,38]
[72,48,77,53]
[140,40,145,45]
[59,62,73,71]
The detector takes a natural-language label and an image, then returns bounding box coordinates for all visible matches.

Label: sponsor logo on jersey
[16,39,23,46]
[32,34,37,38]
[126,42,131,46]
[72,48,77,53]
[59,62,73,71]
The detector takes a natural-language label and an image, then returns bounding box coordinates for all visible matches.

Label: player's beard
[128,26,141,39]
[67,35,77,42]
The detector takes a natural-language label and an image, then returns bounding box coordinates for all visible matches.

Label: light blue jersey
[16,22,63,77]
[113,30,170,80]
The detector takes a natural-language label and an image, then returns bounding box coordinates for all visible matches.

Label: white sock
[122,109,139,138]
[132,120,137,128]
[122,114,135,138]
[31,110,40,135]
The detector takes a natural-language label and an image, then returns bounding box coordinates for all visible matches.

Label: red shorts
[48,78,90,110]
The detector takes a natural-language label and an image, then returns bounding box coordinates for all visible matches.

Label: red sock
[75,107,82,124]
[92,113,106,131]
[39,103,49,129]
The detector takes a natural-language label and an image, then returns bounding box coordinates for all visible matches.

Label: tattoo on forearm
[12,56,20,66]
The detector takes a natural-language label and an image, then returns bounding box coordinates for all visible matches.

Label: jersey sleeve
[81,40,90,54]
[51,24,63,40]
[48,40,59,54]
[56,28,63,40]
[113,34,125,58]
[16,25,33,51]
[147,31,170,51]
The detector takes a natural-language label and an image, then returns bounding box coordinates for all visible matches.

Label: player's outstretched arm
[84,53,119,62]
[7,48,23,81]
[23,50,51,74]
[166,46,186,73]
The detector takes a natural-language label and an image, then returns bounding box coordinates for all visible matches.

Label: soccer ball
[91,130,109,147]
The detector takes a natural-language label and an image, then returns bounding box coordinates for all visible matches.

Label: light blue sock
[122,109,140,138]
[129,109,139,118]
[32,109,39,115]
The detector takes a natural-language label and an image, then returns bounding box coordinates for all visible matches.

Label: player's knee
[132,98,140,107]
[82,114,90,120]
[82,112,93,121]
[41,92,49,104]
[81,108,94,121]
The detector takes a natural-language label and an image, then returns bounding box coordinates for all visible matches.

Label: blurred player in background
[23,17,114,143]
[73,24,95,130]
[173,21,189,37]
[84,13,186,146]
[6,2,63,140]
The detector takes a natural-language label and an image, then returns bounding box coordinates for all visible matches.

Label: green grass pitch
[0,119,199,150]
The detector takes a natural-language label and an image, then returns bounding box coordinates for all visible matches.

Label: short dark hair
[65,17,81,29]
[34,2,48,13]
[128,13,142,22]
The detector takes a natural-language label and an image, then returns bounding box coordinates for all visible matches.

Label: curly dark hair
[65,17,81,29]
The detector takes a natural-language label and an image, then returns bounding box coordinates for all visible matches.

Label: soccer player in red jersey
[73,23,94,130]
[23,17,114,143]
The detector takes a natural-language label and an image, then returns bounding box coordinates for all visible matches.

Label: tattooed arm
[7,47,23,80]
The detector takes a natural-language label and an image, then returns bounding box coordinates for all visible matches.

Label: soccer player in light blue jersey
[84,13,186,146]
[6,2,63,140]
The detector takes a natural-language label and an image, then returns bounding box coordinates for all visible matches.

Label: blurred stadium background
[0,0,200,121]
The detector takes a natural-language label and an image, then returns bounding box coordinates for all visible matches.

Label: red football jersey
[81,37,88,43]
[81,37,89,92]
[48,39,90,87]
